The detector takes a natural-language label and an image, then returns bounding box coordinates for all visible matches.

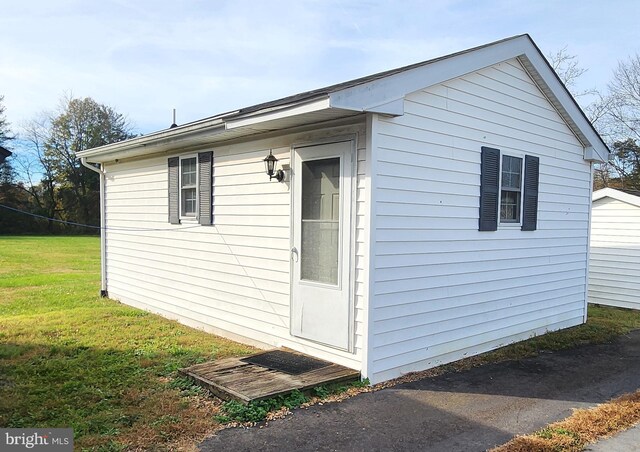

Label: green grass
[2,237,640,449]
[395,307,640,392]
[474,303,640,365]
[216,378,371,424]
[415,304,640,379]
[0,236,255,450]
[216,390,310,424]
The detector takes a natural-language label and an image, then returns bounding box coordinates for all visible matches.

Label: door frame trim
[289,135,358,352]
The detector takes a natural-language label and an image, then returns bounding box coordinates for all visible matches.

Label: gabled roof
[593,188,640,208]
[621,189,640,198]
[78,34,609,163]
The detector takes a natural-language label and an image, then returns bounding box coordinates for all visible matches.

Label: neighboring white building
[589,188,640,310]
[78,34,609,384]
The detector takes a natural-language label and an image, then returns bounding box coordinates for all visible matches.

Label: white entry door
[291,140,353,350]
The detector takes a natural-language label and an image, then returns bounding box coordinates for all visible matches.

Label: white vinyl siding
[589,197,640,310]
[367,58,590,383]
[103,122,366,369]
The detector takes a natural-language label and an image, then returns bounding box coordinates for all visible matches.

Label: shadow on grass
[0,340,224,450]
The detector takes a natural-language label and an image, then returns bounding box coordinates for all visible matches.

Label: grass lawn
[2,236,640,450]
[0,236,255,450]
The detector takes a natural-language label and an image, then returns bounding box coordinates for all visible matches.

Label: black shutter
[521,155,540,231]
[479,146,500,231]
[198,151,213,226]
[168,157,180,224]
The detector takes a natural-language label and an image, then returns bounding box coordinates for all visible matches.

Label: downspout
[584,161,595,323]
[80,157,108,298]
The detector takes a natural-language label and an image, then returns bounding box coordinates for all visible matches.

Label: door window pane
[301,158,340,284]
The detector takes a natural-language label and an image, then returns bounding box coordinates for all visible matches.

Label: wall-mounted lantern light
[264,150,285,182]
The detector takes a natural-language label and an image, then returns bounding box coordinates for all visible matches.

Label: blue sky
[1,0,638,135]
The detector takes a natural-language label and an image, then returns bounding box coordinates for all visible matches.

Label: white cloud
[0,0,638,134]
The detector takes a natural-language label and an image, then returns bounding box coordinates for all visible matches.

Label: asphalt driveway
[201,330,640,452]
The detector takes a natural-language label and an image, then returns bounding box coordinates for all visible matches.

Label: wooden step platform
[181,349,360,404]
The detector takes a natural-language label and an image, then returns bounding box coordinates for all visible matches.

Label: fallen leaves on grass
[79,386,227,451]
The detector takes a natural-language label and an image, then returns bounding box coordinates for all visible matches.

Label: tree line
[549,49,640,190]
[0,95,135,234]
[1,48,640,235]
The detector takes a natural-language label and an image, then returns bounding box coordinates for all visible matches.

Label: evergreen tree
[0,95,14,183]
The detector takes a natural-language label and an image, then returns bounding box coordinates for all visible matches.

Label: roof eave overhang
[516,47,610,163]
[79,34,609,164]
[77,97,370,163]
[77,117,226,161]
[593,188,640,207]
[328,35,610,163]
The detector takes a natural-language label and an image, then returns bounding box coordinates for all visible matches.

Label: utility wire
[0,203,203,232]
[0,203,100,229]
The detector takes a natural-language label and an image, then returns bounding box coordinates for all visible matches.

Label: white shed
[589,188,640,310]
[78,34,609,384]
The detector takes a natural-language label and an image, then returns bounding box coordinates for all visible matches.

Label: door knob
[291,247,299,262]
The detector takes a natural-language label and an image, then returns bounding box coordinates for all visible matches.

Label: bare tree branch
[547,46,598,99]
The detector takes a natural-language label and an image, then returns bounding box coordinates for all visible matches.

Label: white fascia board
[329,36,531,115]
[77,119,226,162]
[329,35,609,163]
[77,98,339,163]
[224,97,332,130]
[329,95,404,116]
[518,52,610,163]
[370,98,405,116]
[593,188,640,207]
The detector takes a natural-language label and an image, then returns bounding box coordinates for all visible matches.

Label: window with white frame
[479,146,539,232]
[500,154,523,223]
[180,156,198,218]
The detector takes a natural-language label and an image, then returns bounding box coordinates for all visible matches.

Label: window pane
[500,190,521,222]
[500,155,522,223]
[301,221,339,284]
[503,172,512,188]
[512,169,521,188]
[501,155,522,189]
[301,157,340,284]
[182,187,196,216]
[302,158,340,220]
[181,158,197,187]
